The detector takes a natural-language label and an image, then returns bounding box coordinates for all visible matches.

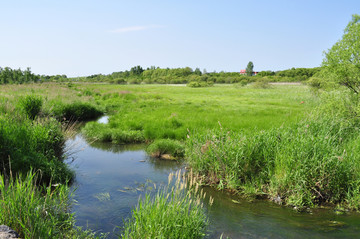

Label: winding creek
[65,117,360,239]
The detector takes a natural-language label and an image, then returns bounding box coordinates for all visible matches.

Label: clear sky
[0,0,359,77]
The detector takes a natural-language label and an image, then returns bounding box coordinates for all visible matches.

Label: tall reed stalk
[121,169,212,239]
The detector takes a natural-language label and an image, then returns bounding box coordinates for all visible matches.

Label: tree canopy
[322,14,360,93]
[246,61,254,76]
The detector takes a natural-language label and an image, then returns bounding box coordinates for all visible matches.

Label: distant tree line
[0,67,69,84]
[70,66,321,85]
[0,65,321,85]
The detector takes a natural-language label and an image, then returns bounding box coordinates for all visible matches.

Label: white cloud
[109,25,164,33]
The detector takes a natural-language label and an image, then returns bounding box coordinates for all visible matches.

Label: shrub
[18,95,43,120]
[146,139,185,158]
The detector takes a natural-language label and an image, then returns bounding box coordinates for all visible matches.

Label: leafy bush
[146,139,185,158]
[18,95,43,120]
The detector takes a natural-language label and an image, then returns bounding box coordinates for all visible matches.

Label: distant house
[240,69,258,76]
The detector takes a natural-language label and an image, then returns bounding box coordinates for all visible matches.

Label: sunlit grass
[80,84,316,144]
[121,170,211,239]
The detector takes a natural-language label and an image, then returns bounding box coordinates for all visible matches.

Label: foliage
[146,139,185,158]
[18,95,43,120]
[0,67,38,84]
[0,172,105,239]
[121,170,210,239]
[130,65,144,76]
[322,14,360,93]
[246,61,254,76]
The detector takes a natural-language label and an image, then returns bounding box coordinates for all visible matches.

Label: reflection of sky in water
[66,135,360,239]
[96,115,109,124]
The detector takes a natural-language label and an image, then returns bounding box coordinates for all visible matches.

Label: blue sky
[0,0,359,77]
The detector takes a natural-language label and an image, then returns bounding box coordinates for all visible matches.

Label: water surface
[66,129,360,238]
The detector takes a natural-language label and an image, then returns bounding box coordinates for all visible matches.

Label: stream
[65,117,360,239]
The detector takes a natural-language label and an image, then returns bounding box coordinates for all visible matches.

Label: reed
[121,170,212,239]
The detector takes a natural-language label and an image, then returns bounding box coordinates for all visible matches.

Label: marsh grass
[121,170,212,239]
[186,100,360,209]
[0,114,73,184]
[82,122,145,144]
[146,139,185,158]
[0,172,106,239]
[17,94,43,120]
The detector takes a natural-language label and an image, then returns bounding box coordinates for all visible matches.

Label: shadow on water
[66,116,360,238]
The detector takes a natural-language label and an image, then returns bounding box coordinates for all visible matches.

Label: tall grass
[51,101,103,121]
[121,170,212,239]
[0,115,73,184]
[186,91,360,209]
[17,95,43,120]
[0,172,106,238]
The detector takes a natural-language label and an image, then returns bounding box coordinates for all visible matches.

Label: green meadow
[79,83,315,142]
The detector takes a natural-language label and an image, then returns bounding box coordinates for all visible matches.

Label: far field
[78,83,316,139]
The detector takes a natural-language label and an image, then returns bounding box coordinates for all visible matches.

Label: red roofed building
[240,69,258,76]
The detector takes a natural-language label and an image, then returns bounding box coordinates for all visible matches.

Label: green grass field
[78,84,316,142]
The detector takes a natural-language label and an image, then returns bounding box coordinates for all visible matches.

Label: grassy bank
[186,90,360,209]
[0,85,105,238]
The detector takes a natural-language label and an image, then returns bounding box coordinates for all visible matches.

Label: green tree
[130,65,144,76]
[322,14,360,93]
[246,61,254,76]
[194,67,202,76]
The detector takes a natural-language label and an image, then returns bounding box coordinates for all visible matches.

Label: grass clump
[146,139,185,159]
[82,122,145,144]
[17,95,43,120]
[52,101,103,121]
[121,170,210,239]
